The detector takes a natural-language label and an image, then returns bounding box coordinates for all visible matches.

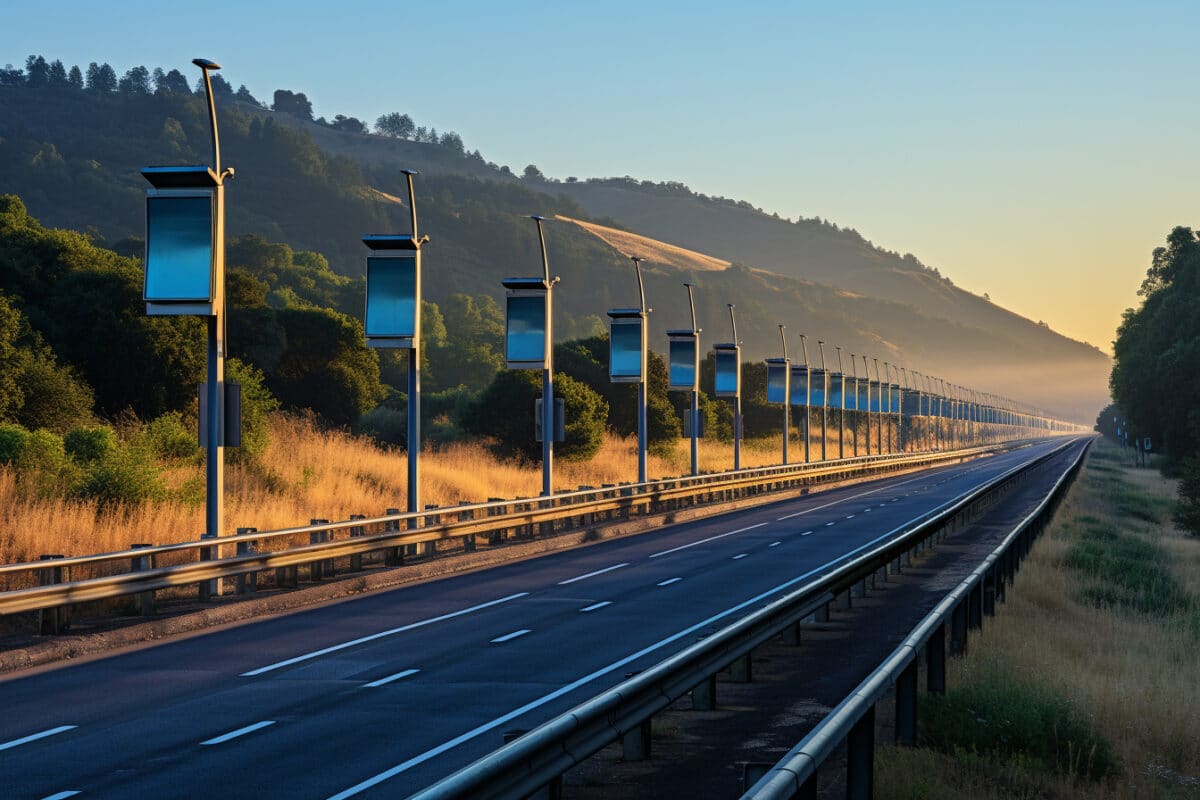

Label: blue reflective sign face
[790,368,808,405]
[809,371,826,407]
[845,379,857,410]
[714,350,739,396]
[506,295,546,365]
[870,382,881,412]
[365,256,416,339]
[828,376,844,408]
[669,339,697,389]
[858,382,868,410]
[610,321,642,380]
[766,364,788,404]
[145,196,213,302]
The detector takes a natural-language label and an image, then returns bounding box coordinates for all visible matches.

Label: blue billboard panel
[609,320,643,381]
[506,294,546,366]
[714,349,740,397]
[145,196,213,302]
[365,256,417,340]
[669,337,697,389]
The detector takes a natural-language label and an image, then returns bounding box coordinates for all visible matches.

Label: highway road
[0,437,1087,800]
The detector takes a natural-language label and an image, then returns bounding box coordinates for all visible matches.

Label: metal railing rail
[0,439,1054,617]
[741,435,1090,799]
[402,435,1087,800]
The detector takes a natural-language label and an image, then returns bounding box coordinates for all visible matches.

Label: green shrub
[0,422,30,464]
[226,358,279,463]
[1066,521,1191,616]
[64,425,118,463]
[1173,456,1200,537]
[355,405,407,447]
[141,412,199,461]
[921,665,1118,781]
[74,443,166,507]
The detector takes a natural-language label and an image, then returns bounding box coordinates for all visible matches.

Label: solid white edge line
[0,725,77,752]
[490,629,532,643]
[363,669,421,688]
[240,592,530,677]
[649,523,767,559]
[656,578,682,586]
[200,720,276,746]
[580,601,612,613]
[558,563,629,585]
[323,443,1062,800]
[39,792,81,800]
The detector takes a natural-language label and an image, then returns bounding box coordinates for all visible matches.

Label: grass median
[876,439,1200,799]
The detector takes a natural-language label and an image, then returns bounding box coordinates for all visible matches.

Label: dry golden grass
[876,440,1200,799]
[556,215,730,272]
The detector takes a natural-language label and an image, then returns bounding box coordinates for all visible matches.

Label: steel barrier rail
[401,435,1087,800]
[0,439,1050,617]
[741,436,1092,799]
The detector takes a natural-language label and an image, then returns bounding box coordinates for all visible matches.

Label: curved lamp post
[765,324,790,465]
[363,169,429,517]
[713,304,742,470]
[833,346,845,460]
[668,284,701,476]
[141,58,236,559]
[795,334,811,463]
[608,256,650,483]
[849,353,860,457]
[503,216,559,496]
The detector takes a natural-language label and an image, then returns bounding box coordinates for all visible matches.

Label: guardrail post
[384,508,405,565]
[895,660,918,746]
[130,543,155,615]
[37,555,67,634]
[782,619,802,646]
[349,514,366,571]
[983,567,996,616]
[926,624,946,694]
[967,582,983,630]
[950,602,968,656]
[235,536,258,594]
[691,674,717,710]
[846,705,875,800]
[730,652,753,682]
[834,589,852,611]
[310,520,331,580]
[815,601,830,623]
[622,718,652,761]
[853,577,868,599]
[875,564,888,586]
[486,499,505,546]
[199,532,220,601]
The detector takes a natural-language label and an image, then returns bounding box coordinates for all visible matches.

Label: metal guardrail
[402,436,1087,800]
[740,435,1090,799]
[0,439,1046,619]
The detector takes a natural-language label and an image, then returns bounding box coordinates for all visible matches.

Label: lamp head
[192,58,221,71]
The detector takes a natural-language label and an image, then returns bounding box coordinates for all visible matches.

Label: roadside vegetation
[876,440,1200,799]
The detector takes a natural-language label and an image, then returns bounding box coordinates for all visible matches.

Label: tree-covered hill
[0,55,1107,420]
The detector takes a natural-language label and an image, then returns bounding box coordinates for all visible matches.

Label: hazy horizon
[7,1,1194,353]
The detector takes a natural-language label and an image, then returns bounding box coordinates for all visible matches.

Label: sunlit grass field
[876,440,1200,799]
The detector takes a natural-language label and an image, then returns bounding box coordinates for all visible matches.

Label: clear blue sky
[7,0,1198,352]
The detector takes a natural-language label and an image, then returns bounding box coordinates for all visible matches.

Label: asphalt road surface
[0,437,1087,800]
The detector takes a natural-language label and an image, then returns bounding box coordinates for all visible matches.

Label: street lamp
[141,58,236,546]
[764,324,790,465]
[832,347,846,460]
[503,215,559,496]
[813,341,828,461]
[362,169,429,517]
[793,335,811,462]
[608,256,650,483]
[712,304,742,470]
[668,283,701,476]
[872,357,884,454]
[848,353,860,457]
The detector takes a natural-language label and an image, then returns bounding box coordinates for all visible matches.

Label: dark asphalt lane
[0,438,1087,800]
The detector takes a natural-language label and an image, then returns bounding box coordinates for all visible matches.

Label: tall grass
[0,412,795,565]
[877,440,1200,799]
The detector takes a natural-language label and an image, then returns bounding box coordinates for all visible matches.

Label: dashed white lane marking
[200,721,276,746]
[732,553,748,560]
[825,521,836,526]
[0,725,76,752]
[241,593,530,677]
[768,542,782,548]
[558,563,629,585]
[775,472,935,522]
[39,792,81,800]
[649,523,767,559]
[490,629,531,644]
[844,514,856,519]
[580,601,612,613]
[800,531,814,536]
[363,669,420,688]
[657,578,682,586]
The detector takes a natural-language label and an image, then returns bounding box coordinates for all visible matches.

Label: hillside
[0,65,1108,420]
